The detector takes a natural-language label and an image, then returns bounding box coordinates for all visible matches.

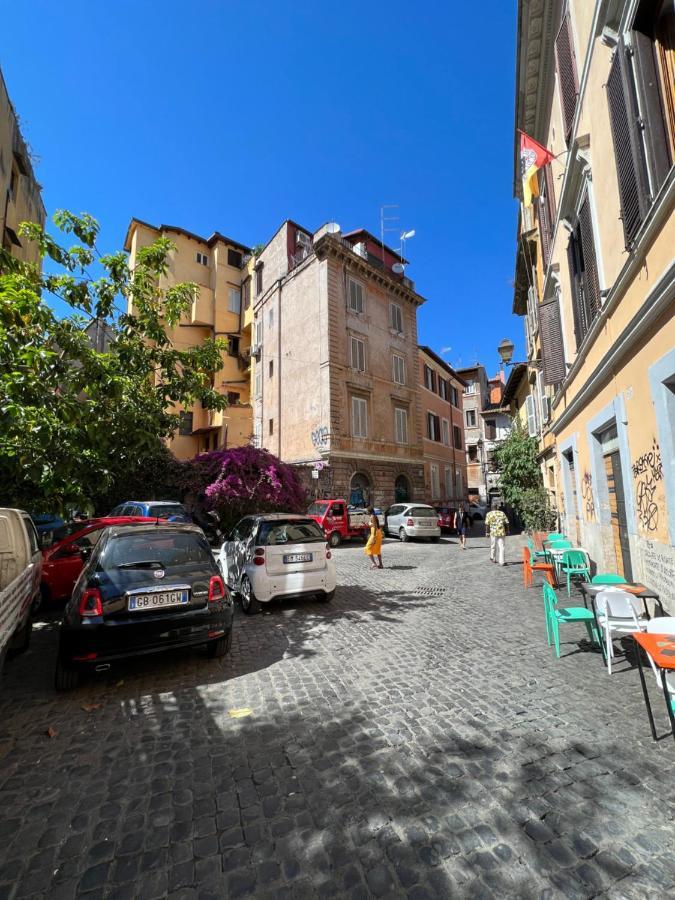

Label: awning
[191,426,220,435]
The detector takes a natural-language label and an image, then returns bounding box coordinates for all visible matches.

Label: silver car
[384,504,441,542]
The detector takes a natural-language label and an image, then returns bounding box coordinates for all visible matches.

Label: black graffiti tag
[581,471,595,520]
[633,439,662,532]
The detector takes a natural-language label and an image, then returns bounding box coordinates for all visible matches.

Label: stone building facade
[251,220,426,508]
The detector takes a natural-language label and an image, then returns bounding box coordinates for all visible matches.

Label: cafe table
[632,632,675,743]
[579,581,664,618]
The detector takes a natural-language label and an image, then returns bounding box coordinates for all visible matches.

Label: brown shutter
[606,41,650,247]
[555,12,579,143]
[578,192,601,323]
[633,29,673,193]
[538,295,566,385]
[567,235,584,349]
[538,170,553,268]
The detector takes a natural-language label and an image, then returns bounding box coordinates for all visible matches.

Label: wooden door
[603,452,633,580]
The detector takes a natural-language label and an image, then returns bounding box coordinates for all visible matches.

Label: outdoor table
[579,582,663,618]
[544,545,586,584]
[633,632,675,743]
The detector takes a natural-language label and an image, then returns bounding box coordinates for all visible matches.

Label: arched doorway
[349,471,371,508]
[394,474,411,503]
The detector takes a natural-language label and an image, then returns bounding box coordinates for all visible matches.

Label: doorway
[601,427,633,580]
[394,475,411,503]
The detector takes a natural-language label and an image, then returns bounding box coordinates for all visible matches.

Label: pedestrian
[455,503,471,550]
[364,506,383,569]
[485,501,509,566]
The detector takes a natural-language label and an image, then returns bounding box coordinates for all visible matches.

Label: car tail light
[208,576,225,602]
[254,547,265,566]
[326,550,332,560]
[407,518,414,527]
[79,588,102,618]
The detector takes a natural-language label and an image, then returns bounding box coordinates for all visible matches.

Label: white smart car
[216,514,336,614]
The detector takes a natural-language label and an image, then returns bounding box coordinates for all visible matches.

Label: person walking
[364,507,383,569]
[485,501,509,566]
[455,503,471,550]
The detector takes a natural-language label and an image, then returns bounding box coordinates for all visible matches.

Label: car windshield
[149,504,188,519]
[409,507,437,517]
[436,508,450,515]
[257,520,326,546]
[103,531,212,570]
[307,502,329,516]
[50,521,88,544]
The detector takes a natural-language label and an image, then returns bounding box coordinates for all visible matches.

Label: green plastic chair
[591,573,627,585]
[547,539,572,550]
[527,536,548,561]
[560,549,591,596]
[542,583,600,657]
[546,533,565,542]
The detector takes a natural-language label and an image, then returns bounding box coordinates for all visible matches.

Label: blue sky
[3,0,521,372]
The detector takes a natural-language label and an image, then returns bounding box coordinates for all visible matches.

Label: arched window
[350,472,371,507]
[394,474,411,503]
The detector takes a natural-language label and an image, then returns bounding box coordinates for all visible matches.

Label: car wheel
[399,528,409,543]
[240,576,261,615]
[328,531,341,548]
[54,656,80,692]
[207,629,232,658]
[316,589,335,602]
[10,614,32,655]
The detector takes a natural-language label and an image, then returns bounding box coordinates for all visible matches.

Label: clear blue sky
[3,0,522,371]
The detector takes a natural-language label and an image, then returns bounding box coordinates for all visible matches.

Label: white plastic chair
[644,618,675,703]
[595,590,648,674]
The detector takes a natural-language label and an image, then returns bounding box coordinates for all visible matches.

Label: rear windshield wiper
[115,560,163,569]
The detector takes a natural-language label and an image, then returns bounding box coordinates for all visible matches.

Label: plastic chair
[595,590,648,674]
[559,549,591,596]
[644,618,675,709]
[543,582,600,658]
[527,536,548,561]
[591,573,627,585]
[546,533,566,542]
[523,546,555,588]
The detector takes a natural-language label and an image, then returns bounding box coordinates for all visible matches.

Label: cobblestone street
[0,533,674,900]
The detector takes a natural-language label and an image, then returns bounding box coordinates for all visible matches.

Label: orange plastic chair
[523,546,555,588]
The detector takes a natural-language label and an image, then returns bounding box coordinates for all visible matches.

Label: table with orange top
[633,632,675,743]
[579,582,663,618]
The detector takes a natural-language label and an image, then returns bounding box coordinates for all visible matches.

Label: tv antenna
[380,204,399,265]
[399,228,415,264]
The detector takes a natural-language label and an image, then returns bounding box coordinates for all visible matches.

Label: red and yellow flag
[519,131,555,207]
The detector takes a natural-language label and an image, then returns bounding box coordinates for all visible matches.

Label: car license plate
[128,589,189,611]
[283,553,312,564]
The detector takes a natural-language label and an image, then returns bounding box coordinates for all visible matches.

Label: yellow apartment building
[124,219,253,459]
[0,67,45,266]
[514,0,675,604]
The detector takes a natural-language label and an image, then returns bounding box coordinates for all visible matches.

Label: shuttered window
[538,294,566,385]
[555,11,579,143]
[430,465,440,499]
[525,395,538,437]
[392,353,406,384]
[606,40,651,247]
[389,302,403,333]
[427,413,441,442]
[567,190,602,350]
[633,29,672,191]
[538,164,556,267]
[348,279,364,313]
[350,337,365,372]
[394,407,408,444]
[352,397,368,438]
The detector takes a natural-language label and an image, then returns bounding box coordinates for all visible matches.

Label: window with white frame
[463,380,476,395]
[455,467,463,498]
[268,306,274,328]
[441,419,450,446]
[352,396,368,437]
[444,466,453,497]
[196,252,209,266]
[394,407,408,444]
[525,394,537,437]
[228,288,241,314]
[466,409,476,427]
[350,336,366,372]
[389,302,403,333]
[255,320,263,347]
[439,378,448,401]
[392,353,405,385]
[348,279,364,313]
[430,464,440,499]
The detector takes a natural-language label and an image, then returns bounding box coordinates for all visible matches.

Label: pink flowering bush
[178,445,307,530]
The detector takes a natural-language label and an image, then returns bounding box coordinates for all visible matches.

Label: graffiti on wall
[311,426,329,450]
[633,439,663,533]
[581,471,595,520]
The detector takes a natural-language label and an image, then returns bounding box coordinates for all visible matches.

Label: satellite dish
[326,222,340,234]
[392,263,405,274]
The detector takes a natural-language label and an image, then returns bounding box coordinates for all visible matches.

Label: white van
[0,509,42,674]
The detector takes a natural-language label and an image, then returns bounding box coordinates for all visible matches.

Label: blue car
[31,513,66,536]
[109,501,191,522]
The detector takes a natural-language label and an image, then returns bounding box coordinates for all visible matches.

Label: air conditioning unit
[251,344,262,360]
[296,231,311,248]
[353,242,367,259]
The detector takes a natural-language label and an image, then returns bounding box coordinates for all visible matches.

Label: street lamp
[497,337,541,369]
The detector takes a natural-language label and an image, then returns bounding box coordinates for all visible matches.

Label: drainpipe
[277,279,282,459]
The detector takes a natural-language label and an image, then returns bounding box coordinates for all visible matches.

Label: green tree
[492,420,556,531]
[0,211,228,512]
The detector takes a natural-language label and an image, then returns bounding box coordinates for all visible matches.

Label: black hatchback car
[55,524,233,690]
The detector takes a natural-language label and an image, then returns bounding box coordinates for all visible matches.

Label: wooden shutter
[567,236,585,349]
[538,295,566,385]
[578,193,601,324]
[633,29,673,192]
[525,395,537,437]
[555,11,579,142]
[655,6,675,158]
[606,41,650,247]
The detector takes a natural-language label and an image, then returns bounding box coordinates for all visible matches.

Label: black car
[55,524,233,690]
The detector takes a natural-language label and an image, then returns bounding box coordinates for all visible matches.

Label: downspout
[277,280,282,459]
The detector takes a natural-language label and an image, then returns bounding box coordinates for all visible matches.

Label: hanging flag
[519,131,555,207]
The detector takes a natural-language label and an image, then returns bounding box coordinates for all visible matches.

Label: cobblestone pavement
[1,532,674,900]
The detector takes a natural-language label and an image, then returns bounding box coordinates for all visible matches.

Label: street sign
[311,469,319,479]
[314,462,324,471]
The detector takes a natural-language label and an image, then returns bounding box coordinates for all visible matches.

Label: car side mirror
[62,543,82,556]
[80,545,93,560]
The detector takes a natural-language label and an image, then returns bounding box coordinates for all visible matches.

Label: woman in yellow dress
[364,507,383,569]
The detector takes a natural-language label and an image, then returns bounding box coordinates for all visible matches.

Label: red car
[434,506,457,533]
[41,517,159,603]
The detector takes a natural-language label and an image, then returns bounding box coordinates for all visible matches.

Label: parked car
[41,516,158,604]
[109,500,191,522]
[55,524,232,690]
[0,509,42,675]
[383,503,441,542]
[307,498,369,547]
[469,502,487,521]
[435,506,457,533]
[217,514,336,614]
